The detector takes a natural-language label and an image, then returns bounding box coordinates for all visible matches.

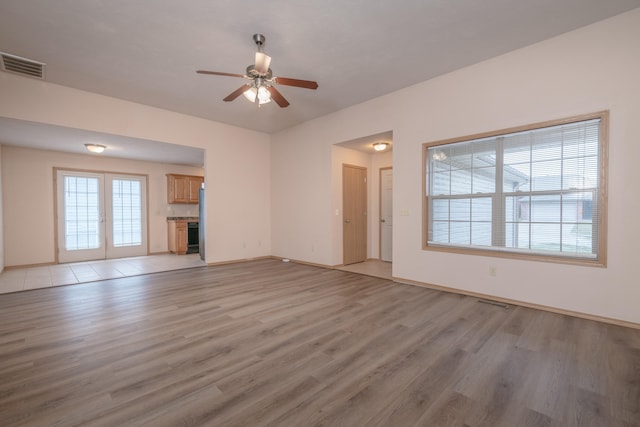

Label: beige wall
[272,9,640,324]
[0,145,203,266]
[0,72,271,265]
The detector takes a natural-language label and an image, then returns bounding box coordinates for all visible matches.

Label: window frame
[422,111,608,267]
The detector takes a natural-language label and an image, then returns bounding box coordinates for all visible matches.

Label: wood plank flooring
[0,259,638,426]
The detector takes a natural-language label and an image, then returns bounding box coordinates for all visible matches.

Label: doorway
[343,164,367,265]
[380,167,392,262]
[56,169,148,263]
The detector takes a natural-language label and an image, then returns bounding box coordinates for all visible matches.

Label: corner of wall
[0,144,4,273]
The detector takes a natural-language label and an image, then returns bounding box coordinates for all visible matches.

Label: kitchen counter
[167,217,199,221]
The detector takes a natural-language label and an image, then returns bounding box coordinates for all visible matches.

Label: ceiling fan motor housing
[246,65,272,79]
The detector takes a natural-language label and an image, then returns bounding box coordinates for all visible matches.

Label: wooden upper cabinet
[167,174,204,204]
[188,177,202,203]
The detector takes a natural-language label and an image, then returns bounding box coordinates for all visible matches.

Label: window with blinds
[423,111,608,265]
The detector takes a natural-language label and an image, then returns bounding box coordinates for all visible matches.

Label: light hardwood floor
[0,259,638,426]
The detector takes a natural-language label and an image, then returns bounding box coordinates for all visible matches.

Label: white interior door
[380,168,393,262]
[57,170,147,263]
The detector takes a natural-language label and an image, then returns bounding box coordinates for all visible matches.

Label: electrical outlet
[489,266,497,277]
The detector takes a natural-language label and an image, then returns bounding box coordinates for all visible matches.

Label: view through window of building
[423,112,607,265]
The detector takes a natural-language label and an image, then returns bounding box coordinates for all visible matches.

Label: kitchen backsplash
[166,204,197,218]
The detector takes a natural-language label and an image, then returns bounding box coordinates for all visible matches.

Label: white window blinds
[425,115,604,262]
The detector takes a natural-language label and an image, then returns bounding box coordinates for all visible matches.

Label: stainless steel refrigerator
[198,187,205,261]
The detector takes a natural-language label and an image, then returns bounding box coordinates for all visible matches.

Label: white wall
[0,145,4,272]
[272,9,640,324]
[0,145,203,266]
[270,121,334,264]
[0,73,271,264]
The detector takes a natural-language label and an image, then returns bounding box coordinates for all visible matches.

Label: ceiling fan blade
[255,52,272,75]
[197,70,246,78]
[273,76,318,90]
[223,84,251,102]
[266,86,290,108]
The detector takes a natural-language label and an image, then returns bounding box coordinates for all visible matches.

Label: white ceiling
[0,0,639,162]
[337,131,393,155]
[0,117,205,166]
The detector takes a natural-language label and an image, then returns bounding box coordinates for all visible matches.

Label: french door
[56,170,148,263]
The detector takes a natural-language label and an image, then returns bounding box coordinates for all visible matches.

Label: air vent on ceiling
[0,52,45,79]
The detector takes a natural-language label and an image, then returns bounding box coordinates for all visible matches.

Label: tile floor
[337,259,392,280]
[0,253,206,294]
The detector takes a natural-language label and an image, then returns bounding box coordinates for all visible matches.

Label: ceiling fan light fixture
[85,143,106,153]
[197,33,318,108]
[373,142,389,152]
[243,85,272,104]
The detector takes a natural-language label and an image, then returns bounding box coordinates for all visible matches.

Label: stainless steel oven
[187,222,199,254]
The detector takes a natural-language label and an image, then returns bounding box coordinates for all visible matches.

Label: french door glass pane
[112,179,142,247]
[65,176,100,250]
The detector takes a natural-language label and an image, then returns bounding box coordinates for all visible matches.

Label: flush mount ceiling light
[85,144,106,153]
[373,142,389,152]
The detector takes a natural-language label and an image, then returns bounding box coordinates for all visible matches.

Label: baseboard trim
[281,259,639,328]
[269,256,339,269]
[5,261,56,270]
[206,256,273,266]
[393,276,640,330]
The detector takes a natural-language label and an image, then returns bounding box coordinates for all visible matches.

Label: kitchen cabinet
[167,174,203,204]
[167,220,188,254]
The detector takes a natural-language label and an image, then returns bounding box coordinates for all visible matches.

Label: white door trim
[56,169,148,263]
[56,170,106,263]
[379,167,392,262]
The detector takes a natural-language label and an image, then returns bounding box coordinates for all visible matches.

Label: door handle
[344,219,351,223]
[381,219,386,223]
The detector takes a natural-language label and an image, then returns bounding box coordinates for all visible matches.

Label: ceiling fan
[197,34,319,108]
